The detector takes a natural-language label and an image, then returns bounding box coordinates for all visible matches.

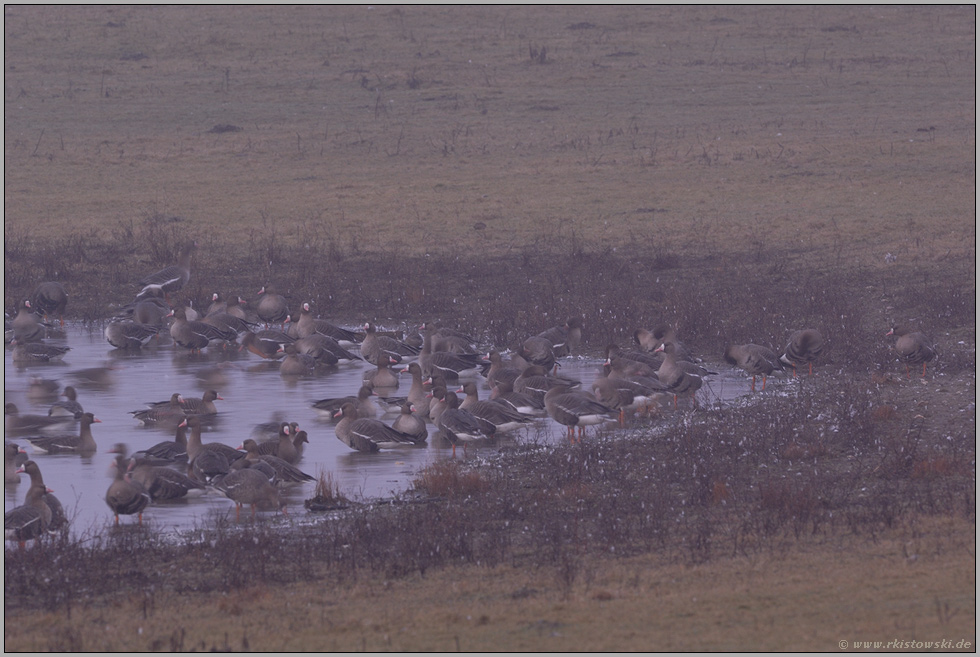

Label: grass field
[3,5,976,651]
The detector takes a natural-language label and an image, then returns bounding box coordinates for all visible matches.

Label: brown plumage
[886,326,936,378]
[779,329,825,377]
[724,343,783,391]
[105,454,151,525]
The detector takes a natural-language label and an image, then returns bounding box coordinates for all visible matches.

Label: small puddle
[5,323,757,538]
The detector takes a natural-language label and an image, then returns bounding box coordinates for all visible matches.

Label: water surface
[5,323,754,538]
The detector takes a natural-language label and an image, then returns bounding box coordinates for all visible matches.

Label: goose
[418,326,483,381]
[724,343,783,391]
[654,345,707,409]
[253,422,302,465]
[312,385,379,421]
[5,443,27,484]
[292,302,362,345]
[240,329,295,359]
[484,350,524,391]
[25,412,100,454]
[779,329,825,377]
[238,439,315,484]
[32,282,68,327]
[255,284,290,327]
[48,385,84,418]
[279,343,320,376]
[488,381,547,417]
[105,453,151,526]
[359,322,419,366]
[516,335,557,373]
[11,299,45,343]
[105,320,161,349]
[457,382,534,433]
[126,457,206,501]
[391,401,429,445]
[10,338,71,363]
[210,467,287,521]
[5,467,53,548]
[513,365,581,405]
[591,362,665,424]
[132,421,189,465]
[436,392,496,456]
[333,402,423,452]
[5,403,78,436]
[169,306,237,351]
[363,355,401,390]
[605,343,663,378]
[886,326,936,378]
[183,416,246,482]
[294,332,359,364]
[537,316,584,357]
[16,460,66,533]
[131,393,186,427]
[543,384,616,441]
[137,241,196,298]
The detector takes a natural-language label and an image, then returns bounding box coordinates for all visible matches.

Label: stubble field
[4,5,976,651]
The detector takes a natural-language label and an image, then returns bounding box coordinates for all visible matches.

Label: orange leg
[761,375,768,391]
[921,363,927,378]
[808,363,813,376]
[751,375,756,392]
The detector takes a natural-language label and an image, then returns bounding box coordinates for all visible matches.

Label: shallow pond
[5,323,756,539]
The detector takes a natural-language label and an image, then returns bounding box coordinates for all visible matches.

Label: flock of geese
[5,242,937,547]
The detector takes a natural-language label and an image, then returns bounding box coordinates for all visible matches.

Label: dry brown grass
[4,5,975,267]
[4,515,974,652]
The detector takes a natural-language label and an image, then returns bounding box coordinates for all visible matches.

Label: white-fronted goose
[254,422,301,465]
[105,453,151,525]
[183,416,246,482]
[27,376,61,404]
[488,382,547,417]
[537,316,584,358]
[48,385,83,418]
[211,467,287,520]
[632,328,660,353]
[779,329,825,377]
[544,384,616,441]
[5,403,77,436]
[132,295,170,327]
[654,345,707,408]
[333,402,423,452]
[133,422,189,465]
[392,401,429,444]
[146,389,222,417]
[32,282,68,327]
[25,412,100,454]
[724,343,783,391]
[418,321,478,355]
[5,464,53,548]
[458,382,534,433]
[513,365,581,405]
[279,343,320,376]
[239,439,315,484]
[605,343,663,378]
[131,393,186,427]
[418,326,483,381]
[591,363,665,424]
[105,320,161,350]
[5,443,27,484]
[436,392,496,456]
[206,292,229,316]
[127,457,206,501]
[427,382,449,424]
[517,335,557,373]
[169,307,236,351]
[295,333,359,364]
[138,241,196,298]
[203,312,259,340]
[359,322,419,366]
[11,299,45,343]
[256,285,290,327]
[398,361,431,417]
[240,329,294,359]
[313,385,378,421]
[17,460,66,533]
[364,355,401,389]
[484,350,523,390]
[10,338,71,363]
[886,326,936,378]
[293,302,362,345]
